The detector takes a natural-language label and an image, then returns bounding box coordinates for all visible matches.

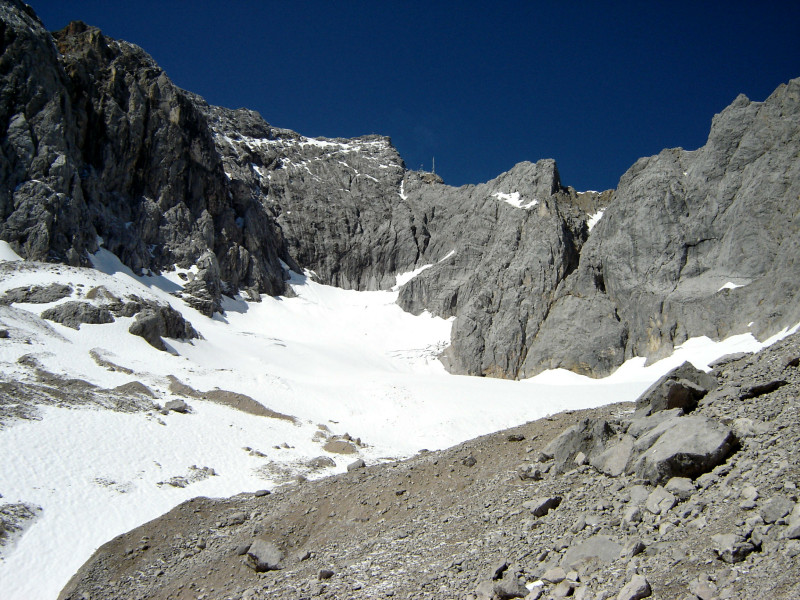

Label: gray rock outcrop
[523,79,800,376]
[2,0,799,381]
[127,304,199,351]
[40,301,114,329]
[0,5,292,315]
[634,361,718,416]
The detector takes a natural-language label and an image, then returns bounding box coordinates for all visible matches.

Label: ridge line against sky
[29,0,800,192]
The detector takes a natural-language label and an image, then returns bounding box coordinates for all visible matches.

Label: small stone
[740,484,759,501]
[616,574,652,600]
[164,399,190,413]
[323,440,357,454]
[227,511,247,526]
[254,489,271,497]
[518,464,544,481]
[462,455,477,467]
[760,496,793,524]
[552,578,577,598]
[346,458,366,471]
[493,572,529,599]
[488,559,509,580]
[621,539,646,559]
[622,505,642,525]
[523,496,562,517]
[542,566,567,583]
[507,433,526,442]
[318,569,334,580]
[245,539,283,572]
[712,533,755,563]
[689,577,718,600]
[645,487,676,515]
[665,477,696,500]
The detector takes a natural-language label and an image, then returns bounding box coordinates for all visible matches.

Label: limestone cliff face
[0,5,291,314]
[209,107,606,377]
[524,79,800,376]
[2,1,798,378]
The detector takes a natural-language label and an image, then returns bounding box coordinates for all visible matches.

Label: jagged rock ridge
[0,4,292,315]
[524,80,800,376]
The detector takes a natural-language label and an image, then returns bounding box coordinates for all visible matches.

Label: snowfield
[0,242,794,599]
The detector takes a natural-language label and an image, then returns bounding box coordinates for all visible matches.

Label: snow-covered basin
[0,247,795,599]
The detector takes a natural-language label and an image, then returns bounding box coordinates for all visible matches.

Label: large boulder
[633,415,738,484]
[128,305,199,351]
[245,539,283,572]
[541,418,615,473]
[40,301,114,329]
[634,361,718,416]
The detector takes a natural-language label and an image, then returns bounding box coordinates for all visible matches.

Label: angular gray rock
[664,477,696,500]
[711,533,755,563]
[1,283,72,304]
[634,362,718,416]
[541,418,615,474]
[633,415,738,484]
[346,459,366,472]
[590,434,634,477]
[245,539,284,572]
[760,496,794,524]
[127,305,199,351]
[522,496,562,517]
[163,399,189,414]
[560,535,622,570]
[40,301,114,330]
[616,574,651,600]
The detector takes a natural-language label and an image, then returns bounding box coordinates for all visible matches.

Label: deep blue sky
[30,1,800,192]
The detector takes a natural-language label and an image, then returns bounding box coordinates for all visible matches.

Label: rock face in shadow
[0,5,291,315]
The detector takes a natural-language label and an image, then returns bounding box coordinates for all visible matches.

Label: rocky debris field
[59,333,800,600]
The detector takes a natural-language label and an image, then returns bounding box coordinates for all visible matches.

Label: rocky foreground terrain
[59,332,800,600]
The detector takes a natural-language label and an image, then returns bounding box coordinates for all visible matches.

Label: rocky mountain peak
[1,0,798,380]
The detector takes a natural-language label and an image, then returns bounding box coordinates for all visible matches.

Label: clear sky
[29,1,800,192]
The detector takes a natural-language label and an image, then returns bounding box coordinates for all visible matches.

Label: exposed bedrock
[523,79,800,376]
[1,1,798,377]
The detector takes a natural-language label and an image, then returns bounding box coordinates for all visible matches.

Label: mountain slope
[5,2,796,380]
[58,332,800,600]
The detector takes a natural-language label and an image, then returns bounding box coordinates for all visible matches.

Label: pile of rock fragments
[60,333,800,600]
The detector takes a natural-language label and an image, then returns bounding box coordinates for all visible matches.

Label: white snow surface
[718,281,745,291]
[0,249,793,599]
[492,191,539,210]
[0,240,22,261]
[587,210,605,231]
